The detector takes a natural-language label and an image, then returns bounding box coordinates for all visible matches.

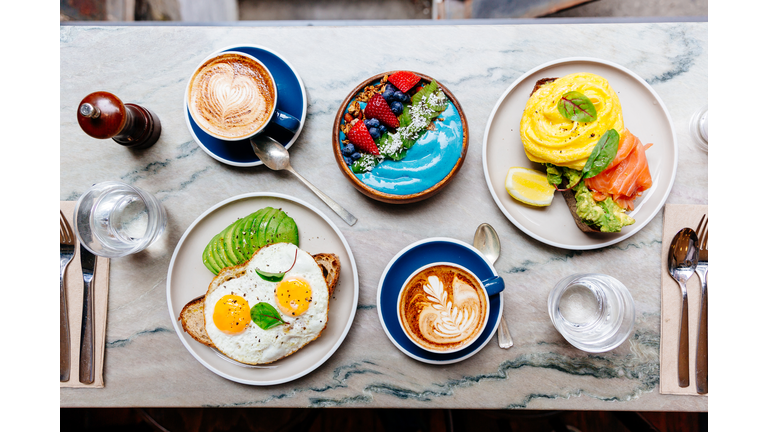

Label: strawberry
[388,71,420,93]
[364,93,400,129]
[346,120,379,155]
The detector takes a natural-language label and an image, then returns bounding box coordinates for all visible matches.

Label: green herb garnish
[253,249,297,282]
[557,91,597,123]
[583,129,620,178]
[250,302,286,330]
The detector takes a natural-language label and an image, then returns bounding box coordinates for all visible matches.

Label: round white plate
[482,57,677,250]
[166,193,358,385]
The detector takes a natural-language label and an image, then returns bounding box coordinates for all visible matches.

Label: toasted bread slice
[178,252,342,347]
[561,189,601,233]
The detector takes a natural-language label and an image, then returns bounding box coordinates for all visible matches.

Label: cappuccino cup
[397,263,504,353]
[186,51,300,141]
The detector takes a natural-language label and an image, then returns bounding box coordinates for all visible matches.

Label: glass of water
[74,181,167,258]
[547,273,635,353]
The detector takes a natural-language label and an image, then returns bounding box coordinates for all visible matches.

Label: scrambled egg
[520,72,624,170]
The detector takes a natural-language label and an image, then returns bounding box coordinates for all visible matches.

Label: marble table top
[60,22,707,410]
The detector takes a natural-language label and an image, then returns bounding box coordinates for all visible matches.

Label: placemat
[60,201,110,388]
[660,203,707,395]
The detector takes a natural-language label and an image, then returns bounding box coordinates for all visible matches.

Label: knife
[79,244,97,384]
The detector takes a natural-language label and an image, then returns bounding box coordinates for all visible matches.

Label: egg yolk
[213,294,251,334]
[275,277,312,316]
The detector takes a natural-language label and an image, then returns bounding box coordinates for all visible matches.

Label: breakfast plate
[332,71,469,204]
[167,193,358,385]
[377,238,502,364]
[184,44,307,167]
[482,57,677,250]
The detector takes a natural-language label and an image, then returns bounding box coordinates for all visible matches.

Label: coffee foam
[188,53,276,140]
[399,265,487,352]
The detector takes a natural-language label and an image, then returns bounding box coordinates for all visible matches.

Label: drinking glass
[548,273,635,353]
[74,181,167,258]
[689,104,708,153]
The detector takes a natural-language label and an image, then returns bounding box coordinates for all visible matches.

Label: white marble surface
[60,23,707,410]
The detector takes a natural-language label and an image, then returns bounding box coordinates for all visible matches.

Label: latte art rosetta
[399,265,487,352]
[421,275,479,342]
[188,53,276,140]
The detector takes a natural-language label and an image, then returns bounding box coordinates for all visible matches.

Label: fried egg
[203,242,329,365]
[520,72,624,170]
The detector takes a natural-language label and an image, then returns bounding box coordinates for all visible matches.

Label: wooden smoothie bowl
[331,71,469,204]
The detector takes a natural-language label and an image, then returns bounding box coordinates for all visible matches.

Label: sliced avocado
[232,213,254,262]
[245,207,271,256]
[264,209,286,245]
[201,241,219,274]
[225,218,247,264]
[237,211,259,260]
[207,235,226,273]
[275,211,299,246]
[218,225,239,266]
[214,235,236,269]
[256,207,280,249]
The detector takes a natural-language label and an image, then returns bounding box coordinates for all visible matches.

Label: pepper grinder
[77,91,161,149]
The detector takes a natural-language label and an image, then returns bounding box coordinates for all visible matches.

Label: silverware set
[667,214,708,394]
[60,210,98,384]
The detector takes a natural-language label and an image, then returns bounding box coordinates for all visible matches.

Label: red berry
[346,121,379,155]
[364,93,399,129]
[388,71,420,92]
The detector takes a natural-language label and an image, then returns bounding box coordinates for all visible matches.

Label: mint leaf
[250,302,286,330]
[583,129,620,178]
[253,249,297,282]
[557,91,597,123]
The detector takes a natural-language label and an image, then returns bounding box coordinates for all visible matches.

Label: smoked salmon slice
[585,129,652,211]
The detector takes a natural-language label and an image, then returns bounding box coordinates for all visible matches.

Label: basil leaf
[253,249,298,282]
[583,129,620,178]
[250,302,286,330]
[557,91,597,123]
[255,268,285,282]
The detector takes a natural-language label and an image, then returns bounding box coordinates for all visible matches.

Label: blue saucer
[377,238,503,364]
[184,45,307,167]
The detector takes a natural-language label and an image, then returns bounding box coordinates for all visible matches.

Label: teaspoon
[473,223,513,349]
[667,228,699,387]
[251,135,357,226]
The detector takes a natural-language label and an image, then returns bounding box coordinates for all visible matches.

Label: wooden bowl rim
[331,71,469,204]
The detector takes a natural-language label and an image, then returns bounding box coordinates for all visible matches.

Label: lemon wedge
[504,167,555,207]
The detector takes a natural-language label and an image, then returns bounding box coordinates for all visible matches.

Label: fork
[60,210,75,382]
[694,214,708,394]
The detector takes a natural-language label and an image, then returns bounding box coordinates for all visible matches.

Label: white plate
[482,57,678,250]
[166,193,358,385]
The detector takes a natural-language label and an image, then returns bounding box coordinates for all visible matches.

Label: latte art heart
[188,53,276,140]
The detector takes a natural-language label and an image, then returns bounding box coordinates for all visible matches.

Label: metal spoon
[667,228,699,388]
[251,135,357,226]
[473,223,513,349]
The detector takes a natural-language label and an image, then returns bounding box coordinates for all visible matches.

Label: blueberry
[378,124,387,134]
[363,119,374,128]
[342,143,355,156]
[369,127,381,139]
[392,91,407,103]
[390,101,404,115]
[344,156,352,166]
[382,89,394,102]
[367,118,380,128]
[351,152,361,161]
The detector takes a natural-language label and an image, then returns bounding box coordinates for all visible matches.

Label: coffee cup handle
[481,276,505,296]
[270,109,301,133]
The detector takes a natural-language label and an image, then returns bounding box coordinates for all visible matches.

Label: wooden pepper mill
[77,91,161,149]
